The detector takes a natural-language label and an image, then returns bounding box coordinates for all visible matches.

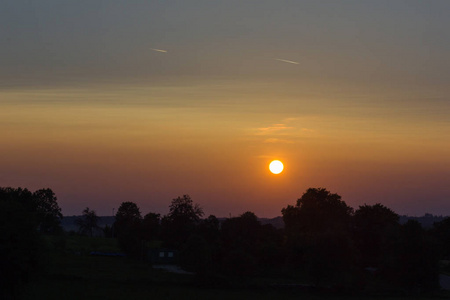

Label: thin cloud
[257,123,293,135]
[283,117,300,122]
[301,128,316,133]
[150,48,168,53]
[252,119,317,143]
[275,58,299,65]
[264,138,294,144]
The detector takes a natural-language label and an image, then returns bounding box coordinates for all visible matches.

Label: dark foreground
[20,236,449,300]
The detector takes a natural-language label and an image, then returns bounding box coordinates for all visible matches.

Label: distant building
[148,248,178,265]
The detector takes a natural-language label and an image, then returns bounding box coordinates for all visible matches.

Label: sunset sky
[1,1,449,217]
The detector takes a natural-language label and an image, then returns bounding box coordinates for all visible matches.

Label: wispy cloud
[257,123,293,135]
[283,117,300,122]
[251,118,317,144]
[150,48,168,53]
[264,138,294,144]
[301,128,316,133]
[275,58,299,65]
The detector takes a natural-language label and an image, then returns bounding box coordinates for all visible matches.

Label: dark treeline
[111,188,449,292]
[0,187,63,298]
[2,186,450,298]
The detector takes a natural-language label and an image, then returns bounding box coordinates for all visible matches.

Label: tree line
[0,187,63,298]
[2,186,450,297]
[106,188,449,291]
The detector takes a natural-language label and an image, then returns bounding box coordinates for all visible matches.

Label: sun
[269,160,284,174]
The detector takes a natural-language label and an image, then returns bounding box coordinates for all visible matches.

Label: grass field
[20,235,449,300]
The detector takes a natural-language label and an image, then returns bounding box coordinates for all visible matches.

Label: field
[20,236,448,300]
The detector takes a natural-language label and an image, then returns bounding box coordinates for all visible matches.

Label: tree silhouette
[1,184,439,292]
[198,215,220,244]
[195,215,221,274]
[115,201,142,225]
[283,188,353,236]
[179,234,212,274]
[220,212,263,276]
[282,188,353,252]
[258,223,284,274]
[432,216,450,260]
[114,201,143,257]
[75,207,100,237]
[142,212,160,242]
[352,203,399,268]
[0,187,62,234]
[221,212,261,252]
[0,187,46,298]
[282,188,355,285]
[167,194,203,224]
[161,195,203,247]
[32,188,63,233]
[389,220,440,291]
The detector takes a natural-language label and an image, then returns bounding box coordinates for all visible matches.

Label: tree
[0,187,46,298]
[303,230,356,287]
[220,212,265,276]
[259,224,284,273]
[31,188,63,233]
[218,212,284,276]
[75,207,100,237]
[281,188,355,284]
[198,215,220,244]
[193,215,222,274]
[115,201,142,226]
[221,212,261,251]
[389,220,440,291]
[282,188,353,236]
[161,195,203,247]
[0,187,62,233]
[432,217,450,260]
[282,188,353,256]
[179,235,212,274]
[114,201,143,257]
[166,194,203,224]
[352,203,399,268]
[142,212,160,241]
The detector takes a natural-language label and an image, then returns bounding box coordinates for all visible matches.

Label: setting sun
[269,160,284,174]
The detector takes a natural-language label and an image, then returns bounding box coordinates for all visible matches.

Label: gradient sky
[1,0,449,217]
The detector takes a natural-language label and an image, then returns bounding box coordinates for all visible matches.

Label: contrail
[150,48,168,53]
[275,58,299,65]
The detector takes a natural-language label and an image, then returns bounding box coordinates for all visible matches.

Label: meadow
[20,236,448,300]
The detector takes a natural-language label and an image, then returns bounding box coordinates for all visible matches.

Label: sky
[1,0,449,217]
